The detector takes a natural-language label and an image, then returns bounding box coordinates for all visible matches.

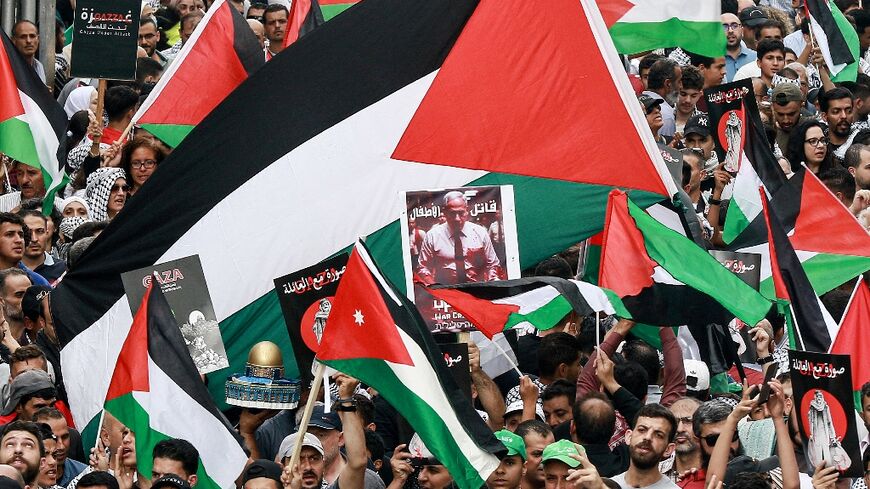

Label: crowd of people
[0,1,870,489]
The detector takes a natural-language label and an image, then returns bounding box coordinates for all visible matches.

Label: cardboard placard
[71,0,140,80]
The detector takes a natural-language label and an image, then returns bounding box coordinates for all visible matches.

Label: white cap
[684,359,710,392]
[504,400,546,422]
[276,431,324,462]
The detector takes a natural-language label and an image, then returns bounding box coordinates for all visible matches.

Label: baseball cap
[638,94,664,114]
[242,460,283,486]
[21,285,51,322]
[503,400,546,422]
[308,404,342,430]
[151,475,191,489]
[277,431,324,461]
[724,455,780,484]
[494,430,526,460]
[683,114,710,138]
[684,359,710,392]
[541,440,583,468]
[771,83,803,105]
[2,369,55,416]
[739,6,768,28]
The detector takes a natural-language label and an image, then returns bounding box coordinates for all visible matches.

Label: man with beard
[18,212,64,285]
[642,59,681,140]
[0,268,31,349]
[845,144,870,191]
[771,83,809,152]
[722,13,756,82]
[820,88,855,155]
[659,398,702,489]
[0,165,61,214]
[0,421,44,489]
[610,404,678,489]
[516,421,554,489]
[138,19,167,66]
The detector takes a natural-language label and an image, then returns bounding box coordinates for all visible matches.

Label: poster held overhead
[71,0,140,80]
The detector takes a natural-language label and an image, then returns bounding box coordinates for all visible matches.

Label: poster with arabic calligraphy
[121,255,229,374]
[711,250,762,364]
[439,342,471,400]
[399,185,520,333]
[789,349,862,478]
[71,0,140,79]
[703,79,760,174]
[273,253,349,385]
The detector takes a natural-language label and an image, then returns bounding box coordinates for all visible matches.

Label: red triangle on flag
[760,188,791,301]
[597,0,634,28]
[316,245,414,366]
[105,284,152,401]
[830,277,870,391]
[789,170,870,258]
[391,0,671,196]
[425,286,519,340]
[0,42,25,122]
[599,190,657,297]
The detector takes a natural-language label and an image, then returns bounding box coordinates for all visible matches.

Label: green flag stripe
[104,394,221,489]
[759,253,870,298]
[504,295,572,331]
[322,3,354,20]
[829,1,859,83]
[139,123,195,148]
[0,117,40,169]
[722,198,751,244]
[609,19,726,58]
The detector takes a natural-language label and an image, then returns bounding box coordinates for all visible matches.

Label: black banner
[274,253,348,385]
[439,343,471,400]
[789,349,862,478]
[709,250,761,289]
[71,0,140,80]
[704,79,759,174]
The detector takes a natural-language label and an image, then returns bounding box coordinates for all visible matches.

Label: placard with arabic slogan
[71,0,140,79]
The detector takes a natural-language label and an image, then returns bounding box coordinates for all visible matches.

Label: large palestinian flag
[53,0,679,433]
[805,0,859,82]
[598,0,725,58]
[318,242,504,489]
[132,0,264,147]
[0,31,67,212]
[102,281,247,489]
[599,189,772,327]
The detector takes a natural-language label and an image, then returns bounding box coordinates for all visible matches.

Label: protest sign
[789,349,862,478]
[400,185,520,332]
[439,342,471,400]
[704,79,758,174]
[712,250,763,364]
[121,255,229,374]
[274,253,348,385]
[71,0,140,79]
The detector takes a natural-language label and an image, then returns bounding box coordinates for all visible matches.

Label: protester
[263,5,289,59]
[820,88,856,157]
[642,59,681,140]
[10,21,44,84]
[723,13,757,82]
[0,421,44,488]
[120,138,167,196]
[32,408,85,487]
[515,421,554,489]
[84,168,128,221]
[785,120,835,175]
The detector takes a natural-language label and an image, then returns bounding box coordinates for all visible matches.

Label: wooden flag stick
[287,362,326,473]
[90,79,107,156]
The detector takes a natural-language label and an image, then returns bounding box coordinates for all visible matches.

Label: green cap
[494,430,526,460]
[541,440,583,468]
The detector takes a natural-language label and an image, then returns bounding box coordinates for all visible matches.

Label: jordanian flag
[759,188,837,353]
[829,276,870,408]
[600,189,772,327]
[598,0,726,58]
[320,0,360,20]
[427,277,629,339]
[0,30,68,212]
[101,281,247,489]
[319,243,505,489]
[805,0,859,82]
[282,0,325,47]
[52,0,679,419]
[132,0,264,147]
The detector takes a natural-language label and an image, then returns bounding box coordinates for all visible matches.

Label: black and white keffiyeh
[85,167,126,221]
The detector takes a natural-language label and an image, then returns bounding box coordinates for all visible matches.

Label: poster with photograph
[789,349,862,478]
[704,79,761,174]
[273,253,349,385]
[400,185,520,332]
[121,255,229,374]
[711,250,762,364]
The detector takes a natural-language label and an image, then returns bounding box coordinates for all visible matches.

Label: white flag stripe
[616,0,720,24]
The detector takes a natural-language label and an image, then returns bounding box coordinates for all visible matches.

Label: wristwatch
[757,355,774,365]
[334,398,358,412]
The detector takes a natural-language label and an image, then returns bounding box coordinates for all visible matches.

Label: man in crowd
[0,370,56,425]
[35,423,56,489]
[738,6,767,50]
[515,420,554,489]
[101,87,140,146]
[611,404,679,489]
[686,52,727,89]
[248,19,266,50]
[263,5,289,59]
[151,439,199,487]
[675,66,704,135]
[755,39,786,87]
[820,88,855,155]
[723,13,756,82]
[659,398,703,487]
[0,268,31,349]
[138,19,168,66]
[32,408,85,487]
[485,430,525,489]
[243,460,283,489]
[771,83,806,151]
[570,393,627,477]
[541,381,574,430]
[541,440,605,489]
[0,421,44,488]
[10,21,44,84]
[642,59,681,140]
[18,212,64,284]
[845,143,870,191]
[0,164,61,214]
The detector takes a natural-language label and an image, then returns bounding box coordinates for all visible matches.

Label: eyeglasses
[675,416,693,425]
[131,159,157,169]
[111,184,131,193]
[701,431,739,446]
[722,22,742,31]
[804,137,829,147]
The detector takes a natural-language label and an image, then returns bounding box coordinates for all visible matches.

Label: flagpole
[93,408,106,452]
[287,362,326,473]
[787,303,807,351]
[90,79,106,156]
[595,311,600,349]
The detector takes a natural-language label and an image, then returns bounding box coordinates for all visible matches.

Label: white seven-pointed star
[353,309,365,326]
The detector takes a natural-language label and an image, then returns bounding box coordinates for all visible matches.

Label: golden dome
[247,341,284,368]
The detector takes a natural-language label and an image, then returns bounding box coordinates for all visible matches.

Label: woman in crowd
[85,167,128,221]
[785,120,835,175]
[120,136,167,195]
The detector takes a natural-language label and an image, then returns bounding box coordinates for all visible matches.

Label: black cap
[724,455,780,484]
[151,475,191,489]
[22,285,50,322]
[242,460,283,485]
[308,404,342,430]
[683,113,710,138]
[739,6,768,28]
[638,94,664,114]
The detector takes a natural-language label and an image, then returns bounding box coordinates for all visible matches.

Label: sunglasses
[702,431,739,446]
[111,184,131,193]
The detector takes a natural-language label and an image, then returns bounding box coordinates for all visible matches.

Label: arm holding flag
[577,319,633,396]
[468,342,506,430]
[658,327,686,407]
[334,374,368,489]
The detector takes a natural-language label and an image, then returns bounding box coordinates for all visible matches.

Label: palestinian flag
[282,0,325,48]
[132,0,264,147]
[829,276,870,408]
[0,31,67,212]
[102,280,247,489]
[52,0,679,431]
[427,277,629,339]
[599,189,772,327]
[805,0,859,82]
[598,0,725,58]
[320,0,360,20]
[732,167,870,300]
[759,188,837,353]
[318,242,504,489]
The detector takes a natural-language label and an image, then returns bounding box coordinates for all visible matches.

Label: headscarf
[58,216,90,241]
[66,139,108,174]
[60,196,91,218]
[63,86,96,119]
[85,167,126,221]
